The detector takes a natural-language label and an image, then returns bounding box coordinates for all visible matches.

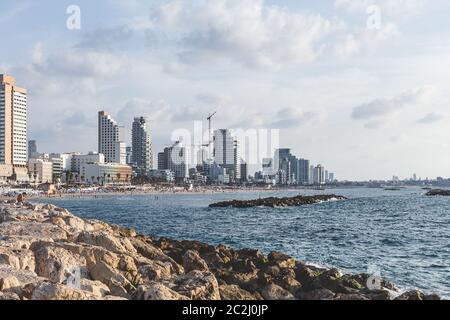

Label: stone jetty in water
[426,189,450,196]
[0,201,440,300]
[209,194,347,208]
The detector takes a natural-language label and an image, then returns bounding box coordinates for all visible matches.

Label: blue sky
[1,0,450,180]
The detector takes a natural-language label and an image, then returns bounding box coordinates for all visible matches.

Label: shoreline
[0,200,442,300]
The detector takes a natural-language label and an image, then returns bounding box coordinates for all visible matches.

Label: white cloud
[147,0,338,68]
[31,43,127,78]
[334,0,427,17]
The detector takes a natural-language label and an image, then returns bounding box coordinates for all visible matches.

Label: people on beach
[16,192,27,204]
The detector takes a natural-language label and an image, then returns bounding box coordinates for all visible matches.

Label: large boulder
[0,221,67,241]
[77,231,137,255]
[33,244,88,283]
[395,290,441,301]
[31,282,99,300]
[182,250,209,272]
[259,284,295,300]
[162,271,221,300]
[136,283,190,300]
[0,247,35,271]
[219,285,257,300]
[267,252,296,269]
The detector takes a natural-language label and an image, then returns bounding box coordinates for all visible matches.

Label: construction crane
[205,111,217,148]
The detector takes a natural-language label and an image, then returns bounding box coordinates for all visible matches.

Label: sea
[42,187,450,297]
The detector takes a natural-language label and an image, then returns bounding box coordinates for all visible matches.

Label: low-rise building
[148,169,175,183]
[28,159,53,184]
[71,152,105,173]
[80,162,132,185]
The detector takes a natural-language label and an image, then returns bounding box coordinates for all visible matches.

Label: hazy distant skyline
[1,0,449,180]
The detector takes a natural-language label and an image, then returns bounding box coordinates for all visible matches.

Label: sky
[1,0,450,180]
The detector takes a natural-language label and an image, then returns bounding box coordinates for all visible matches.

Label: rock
[80,279,111,297]
[162,271,221,300]
[0,247,35,271]
[395,290,441,301]
[139,261,173,281]
[0,275,21,291]
[136,283,190,300]
[298,288,335,300]
[0,265,42,291]
[426,189,450,196]
[363,289,393,300]
[260,284,295,300]
[231,259,257,274]
[77,231,137,255]
[31,282,99,300]
[33,244,87,283]
[209,195,347,208]
[0,291,21,300]
[0,221,67,241]
[182,250,209,273]
[335,293,370,300]
[268,252,296,269]
[219,285,257,300]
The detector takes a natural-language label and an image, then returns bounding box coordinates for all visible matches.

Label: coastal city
[1,74,449,197]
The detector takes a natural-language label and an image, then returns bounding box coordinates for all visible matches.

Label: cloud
[146,0,338,68]
[0,2,31,23]
[417,113,445,124]
[334,0,427,17]
[75,26,134,51]
[269,107,320,128]
[351,87,435,121]
[116,98,172,125]
[31,43,127,78]
[196,92,231,105]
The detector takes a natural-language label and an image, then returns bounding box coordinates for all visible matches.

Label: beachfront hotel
[0,74,28,182]
[98,111,126,165]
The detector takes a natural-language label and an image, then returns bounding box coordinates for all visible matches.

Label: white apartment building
[28,159,53,184]
[71,152,105,173]
[98,111,126,164]
[80,162,132,185]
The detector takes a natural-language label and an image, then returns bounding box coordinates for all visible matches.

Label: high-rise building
[126,147,133,165]
[0,75,28,181]
[28,140,37,159]
[274,148,297,184]
[98,111,126,164]
[131,117,153,176]
[213,129,235,167]
[240,159,248,183]
[297,159,310,185]
[313,165,325,185]
[158,141,188,181]
[213,129,241,182]
[329,172,335,183]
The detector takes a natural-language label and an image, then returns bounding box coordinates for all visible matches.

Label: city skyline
[1,1,450,180]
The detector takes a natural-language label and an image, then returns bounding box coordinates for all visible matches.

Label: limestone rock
[163,271,221,300]
[219,285,257,300]
[0,221,67,241]
[183,250,209,273]
[260,283,294,300]
[136,283,190,300]
[77,231,137,255]
[31,282,99,300]
[33,244,87,283]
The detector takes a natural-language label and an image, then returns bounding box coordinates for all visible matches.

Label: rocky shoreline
[426,189,450,196]
[209,195,347,208]
[0,201,441,300]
